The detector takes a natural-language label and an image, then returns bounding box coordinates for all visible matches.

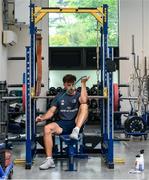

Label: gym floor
[12,132,149,180]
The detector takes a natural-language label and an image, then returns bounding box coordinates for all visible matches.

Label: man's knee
[79,103,88,111]
[44,124,53,135]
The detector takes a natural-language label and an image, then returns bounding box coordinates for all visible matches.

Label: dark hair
[63,74,76,83]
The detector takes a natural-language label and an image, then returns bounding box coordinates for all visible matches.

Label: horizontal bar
[114,57,129,60]
[118,84,130,88]
[8,57,44,60]
[120,97,138,100]
[8,84,23,88]
[32,95,108,99]
[2,94,108,101]
[6,134,26,142]
[114,111,130,114]
[2,96,22,100]
[38,7,103,14]
[43,7,99,10]
[0,90,7,93]
[88,96,107,99]
[8,83,44,88]
[8,112,25,114]
[124,132,147,135]
[2,96,138,101]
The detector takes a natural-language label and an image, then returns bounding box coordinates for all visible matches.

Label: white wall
[0,1,8,81]
[49,70,118,88]
[119,0,149,117]
[36,0,49,110]
[7,26,29,84]
[7,0,49,111]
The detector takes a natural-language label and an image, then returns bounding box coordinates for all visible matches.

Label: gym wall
[119,0,149,115]
[0,1,8,81]
[49,70,118,88]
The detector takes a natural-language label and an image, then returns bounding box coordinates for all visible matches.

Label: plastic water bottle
[139,149,144,171]
[135,154,140,170]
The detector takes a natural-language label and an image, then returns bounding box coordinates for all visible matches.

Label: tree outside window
[49,0,118,47]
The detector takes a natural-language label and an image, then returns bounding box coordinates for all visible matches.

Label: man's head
[63,74,76,94]
[63,74,76,84]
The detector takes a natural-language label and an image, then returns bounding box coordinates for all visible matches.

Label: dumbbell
[49,87,57,95]
[57,87,63,93]
[86,87,90,95]
[90,99,98,109]
[90,85,98,95]
[77,87,81,93]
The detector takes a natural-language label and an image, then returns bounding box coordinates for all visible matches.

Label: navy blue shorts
[55,119,76,135]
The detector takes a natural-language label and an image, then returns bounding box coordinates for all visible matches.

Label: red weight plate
[113,83,119,111]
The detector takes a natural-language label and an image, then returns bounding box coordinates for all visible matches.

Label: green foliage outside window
[49,0,118,46]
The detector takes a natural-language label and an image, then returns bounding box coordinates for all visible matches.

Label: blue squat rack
[25,3,114,169]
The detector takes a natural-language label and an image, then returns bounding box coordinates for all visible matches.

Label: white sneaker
[39,158,55,170]
[69,128,79,140]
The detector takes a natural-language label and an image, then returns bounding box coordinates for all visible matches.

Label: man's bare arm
[79,76,89,104]
[36,106,57,122]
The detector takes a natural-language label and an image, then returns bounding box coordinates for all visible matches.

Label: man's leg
[75,104,88,128]
[39,122,62,170]
[70,104,88,139]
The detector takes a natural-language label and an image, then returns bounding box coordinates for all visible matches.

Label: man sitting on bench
[36,74,89,170]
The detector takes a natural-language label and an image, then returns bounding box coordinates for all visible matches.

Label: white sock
[46,157,53,160]
[74,127,80,134]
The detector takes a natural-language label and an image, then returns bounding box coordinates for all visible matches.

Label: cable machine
[25,3,114,169]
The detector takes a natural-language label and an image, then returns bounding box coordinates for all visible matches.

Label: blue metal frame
[25,46,32,168]
[25,3,114,169]
[25,2,37,169]
[100,5,114,168]
[107,47,114,167]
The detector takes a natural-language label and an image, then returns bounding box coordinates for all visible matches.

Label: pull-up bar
[34,7,105,25]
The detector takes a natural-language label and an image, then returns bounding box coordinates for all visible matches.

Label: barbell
[3,84,120,112]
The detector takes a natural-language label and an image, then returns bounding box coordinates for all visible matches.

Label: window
[49,0,119,47]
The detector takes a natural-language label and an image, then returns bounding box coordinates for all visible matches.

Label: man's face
[64,82,75,90]
[64,81,76,95]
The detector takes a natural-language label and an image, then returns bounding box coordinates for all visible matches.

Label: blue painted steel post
[107,47,114,168]
[101,4,108,155]
[25,46,32,169]
[25,3,37,169]
[100,5,114,168]
[30,3,36,148]
[100,26,104,140]
[68,145,75,171]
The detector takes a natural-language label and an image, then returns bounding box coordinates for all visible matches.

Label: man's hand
[36,115,44,123]
[81,76,90,83]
